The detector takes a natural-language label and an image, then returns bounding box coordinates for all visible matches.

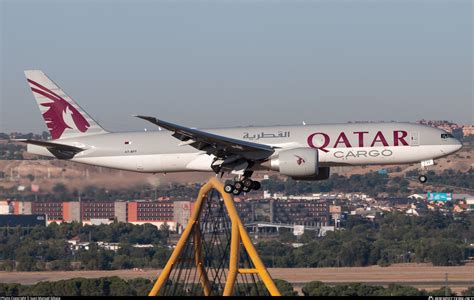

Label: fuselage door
[410,132,420,146]
[136,157,144,171]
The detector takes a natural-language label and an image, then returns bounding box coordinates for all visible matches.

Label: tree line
[1,211,472,271]
[262,172,414,196]
[0,222,171,271]
[301,281,474,296]
[261,168,473,196]
[406,169,474,190]
[256,211,474,268]
[1,278,473,296]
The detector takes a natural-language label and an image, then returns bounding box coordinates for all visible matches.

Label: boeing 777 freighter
[18,70,463,195]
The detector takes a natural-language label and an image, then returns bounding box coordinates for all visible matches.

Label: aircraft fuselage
[28,122,462,173]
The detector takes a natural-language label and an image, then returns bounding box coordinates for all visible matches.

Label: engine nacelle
[291,167,330,181]
[269,148,319,177]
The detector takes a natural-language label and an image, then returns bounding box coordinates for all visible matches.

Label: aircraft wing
[135,115,275,161]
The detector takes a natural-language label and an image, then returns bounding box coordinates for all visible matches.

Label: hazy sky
[1,0,472,134]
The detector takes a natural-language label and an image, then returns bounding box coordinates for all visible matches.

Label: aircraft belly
[185,154,214,171]
[150,153,200,172]
[73,153,199,173]
[320,145,446,166]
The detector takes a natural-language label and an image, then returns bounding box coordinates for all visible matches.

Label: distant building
[97,241,120,252]
[173,201,194,232]
[465,197,474,211]
[81,202,115,222]
[273,199,330,225]
[408,194,425,200]
[127,200,175,229]
[88,218,113,225]
[0,201,10,214]
[31,201,63,222]
[329,205,342,227]
[417,120,463,136]
[0,214,46,227]
[405,208,419,216]
[463,125,474,136]
[4,199,189,230]
[67,237,90,251]
[452,194,474,201]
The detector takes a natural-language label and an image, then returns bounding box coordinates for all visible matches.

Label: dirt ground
[1,262,473,294]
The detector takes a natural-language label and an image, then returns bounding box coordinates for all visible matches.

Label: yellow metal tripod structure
[148,177,281,296]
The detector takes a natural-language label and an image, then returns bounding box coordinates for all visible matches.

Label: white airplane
[19,70,463,195]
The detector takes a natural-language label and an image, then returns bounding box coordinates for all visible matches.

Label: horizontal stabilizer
[14,139,85,159]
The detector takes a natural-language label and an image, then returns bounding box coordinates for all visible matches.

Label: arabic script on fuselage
[243,131,291,141]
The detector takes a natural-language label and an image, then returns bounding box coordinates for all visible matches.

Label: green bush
[0,277,154,296]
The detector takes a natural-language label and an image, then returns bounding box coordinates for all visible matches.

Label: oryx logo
[28,79,90,139]
[295,155,305,165]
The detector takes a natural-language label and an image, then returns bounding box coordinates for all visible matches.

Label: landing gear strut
[418,159,434,184]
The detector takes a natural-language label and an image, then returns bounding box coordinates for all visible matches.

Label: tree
[111,255,132,270]
[151,248,171,268]
[428,241,463,266]
[108,277,135,296]
[0,283,23,296]
[462,286,474,296]
[52,183,68,194]
[16,256,36,271]
[273,279,297,296]
[302,281,335,296]
[128,278,153,296]
[338,239,371,266]
[159,223,170,239]
[49,259,72,271]
[26,174,35,182]
[381,284,426,296]
[279,229,296,243]
[430,286,456,296]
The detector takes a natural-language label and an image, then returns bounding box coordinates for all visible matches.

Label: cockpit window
[441,133,454,139]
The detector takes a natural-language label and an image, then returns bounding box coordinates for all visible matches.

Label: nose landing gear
[418,174,428,183]
[418,159,434,184]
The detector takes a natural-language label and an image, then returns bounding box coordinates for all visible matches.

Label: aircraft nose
[453,138,463,151]
[440,137,463,155]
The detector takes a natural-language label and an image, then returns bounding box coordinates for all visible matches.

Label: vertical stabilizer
[24,70,108,139]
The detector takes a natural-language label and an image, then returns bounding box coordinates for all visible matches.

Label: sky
[0,0,472,134]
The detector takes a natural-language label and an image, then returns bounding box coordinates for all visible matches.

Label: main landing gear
[224,178,261,195]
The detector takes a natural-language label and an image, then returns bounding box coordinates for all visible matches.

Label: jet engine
[266,148,319,177]
[291,167,330,181]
